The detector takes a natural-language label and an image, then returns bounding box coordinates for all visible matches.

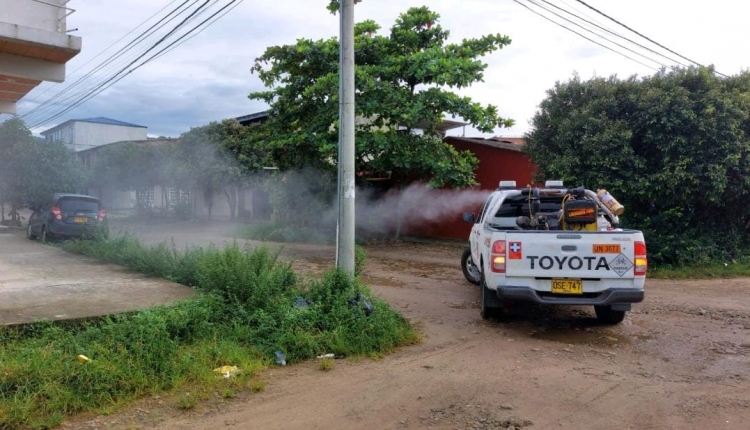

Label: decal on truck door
[509,242,522,259]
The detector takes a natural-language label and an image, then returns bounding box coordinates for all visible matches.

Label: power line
[150,0,244,62]
[21,0,198,121]
[23,0,225,124]
[537,0,689,68]
[22,0,184,107]
[525,0,667,69]
[24,0,226,126]
[29,0,213,128]
[30,0,244,129]
[573,0,728,77]
[511,0,659,71]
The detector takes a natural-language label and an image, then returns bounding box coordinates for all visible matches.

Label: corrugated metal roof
[75,117,147,128]
[445,136,525,153]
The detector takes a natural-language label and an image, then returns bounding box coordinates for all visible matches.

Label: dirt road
[67,221,750,429]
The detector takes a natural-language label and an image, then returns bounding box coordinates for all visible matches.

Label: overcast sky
[10,0,750,137]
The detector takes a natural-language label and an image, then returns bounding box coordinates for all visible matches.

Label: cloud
[12,0,750,138]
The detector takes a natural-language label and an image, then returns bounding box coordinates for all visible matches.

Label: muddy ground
[63,221,750,430]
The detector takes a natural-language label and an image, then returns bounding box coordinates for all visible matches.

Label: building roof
[76,117,147,128]
[40,117,147,135]
[445,136,525,153]
[75,138,177,155]
[236,111,270,126]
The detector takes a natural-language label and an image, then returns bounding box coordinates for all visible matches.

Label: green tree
[0,117,86,225]
[176,119,263,220]
[249,5,513,188]
[88,141,177,215]
[524,68,750,265]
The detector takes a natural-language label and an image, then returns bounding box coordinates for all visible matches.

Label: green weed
[319,358,334,371]
[176,394,196,410]
[0,235,416,428]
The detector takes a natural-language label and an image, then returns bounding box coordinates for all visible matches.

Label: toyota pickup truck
[461,181,646,324]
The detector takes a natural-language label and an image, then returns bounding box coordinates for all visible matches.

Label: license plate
[552,279,582,294]
[73,216,87,223]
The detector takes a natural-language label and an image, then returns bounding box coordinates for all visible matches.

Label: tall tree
[249,6,513,188]
[176,119,263,220]
[524,68,750,265]
[0,118,86,224]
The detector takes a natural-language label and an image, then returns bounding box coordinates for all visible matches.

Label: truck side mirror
[462,212,476,223]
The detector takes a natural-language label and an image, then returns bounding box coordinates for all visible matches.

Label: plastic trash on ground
[348,293,375,316]
[77,355,91,363]
[317,353,335,359]
[213,365,241,378]
[275,350,287,366]
[294,296,312,309]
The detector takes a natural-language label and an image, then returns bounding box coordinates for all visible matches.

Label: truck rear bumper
[497,287,644,306]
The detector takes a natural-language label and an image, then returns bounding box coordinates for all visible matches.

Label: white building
[41,117,148,152]
[0,0,82,114]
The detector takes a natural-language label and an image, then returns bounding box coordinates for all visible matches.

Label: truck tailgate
[505,231,640,279]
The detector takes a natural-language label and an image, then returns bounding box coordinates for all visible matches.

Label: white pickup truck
[461,181,647,324]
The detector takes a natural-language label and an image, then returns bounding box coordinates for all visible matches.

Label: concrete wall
[72,122,148,152]
[0,0,68,33]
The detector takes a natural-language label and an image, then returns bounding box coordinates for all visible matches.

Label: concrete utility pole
[336,0,356,274]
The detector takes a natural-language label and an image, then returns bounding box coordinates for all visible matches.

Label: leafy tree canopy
[0,118,86,223]
[249,6,512,187]
[524,68,750,265]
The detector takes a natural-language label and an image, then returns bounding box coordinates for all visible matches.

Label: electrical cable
[511,0,658,71]
[572,0,728,77]
[30,0,243,129]
[22,0,199,121]
[23,0,223,123]
[24,0,225,124]
[150,0,244,62]
[526,0,667,68]
[537,0,689,68]
[22,0,184,108]
[29,0,214,128]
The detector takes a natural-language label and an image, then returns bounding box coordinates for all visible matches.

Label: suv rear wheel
[26,224,37,240]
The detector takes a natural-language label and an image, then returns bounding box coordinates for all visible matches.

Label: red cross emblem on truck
[509,242,522,259]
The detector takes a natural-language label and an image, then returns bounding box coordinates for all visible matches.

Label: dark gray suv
[27,193,109,242]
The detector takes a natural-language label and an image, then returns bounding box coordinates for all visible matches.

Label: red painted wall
[402,138,537,240]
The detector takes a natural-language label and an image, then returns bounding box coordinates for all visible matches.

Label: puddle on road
[532,329,625,346]
[448,301,481,310]
[360,275,406,288]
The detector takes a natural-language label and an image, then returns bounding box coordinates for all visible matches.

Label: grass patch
[238,221,332,244]
[0,234,417,428]
[319,358,334,372]
[649,260,750,279]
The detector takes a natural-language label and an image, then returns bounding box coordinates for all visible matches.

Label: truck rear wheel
[461,247,480,286]
[594,305,626,324]
[480,270,503,320]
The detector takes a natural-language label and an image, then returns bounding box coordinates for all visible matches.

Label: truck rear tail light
[491,240,506,273]
[634,241,647,276]
[51,206,62,220]
[98,209,106,221]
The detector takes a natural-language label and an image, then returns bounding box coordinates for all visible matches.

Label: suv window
[58,197,101,212]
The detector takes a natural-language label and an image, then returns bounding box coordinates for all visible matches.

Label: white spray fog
[266,168,491,239]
